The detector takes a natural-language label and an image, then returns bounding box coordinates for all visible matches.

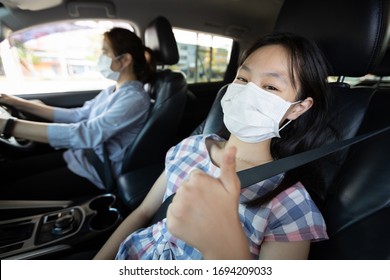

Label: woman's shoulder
[114,81,150,106]
[116,81,147,97]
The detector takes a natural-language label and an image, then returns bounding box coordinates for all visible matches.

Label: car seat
[120,16,187,174]
[274,0,390,259]
[117,16,187,210]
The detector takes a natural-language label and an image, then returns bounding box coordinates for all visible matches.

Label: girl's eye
[235,77,248,83]
[264,85,279,91]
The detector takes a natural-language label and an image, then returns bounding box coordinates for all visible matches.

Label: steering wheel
[0,105,35,150]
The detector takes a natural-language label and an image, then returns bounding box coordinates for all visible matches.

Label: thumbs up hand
[166,146,251,259]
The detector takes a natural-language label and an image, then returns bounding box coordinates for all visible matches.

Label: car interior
[117,16,187,208]
[0,0,389,260]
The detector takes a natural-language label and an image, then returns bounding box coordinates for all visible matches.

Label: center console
[0,193,121,259]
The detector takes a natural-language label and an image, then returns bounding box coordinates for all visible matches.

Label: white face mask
[97,54,121,81]
[221,82,300,143]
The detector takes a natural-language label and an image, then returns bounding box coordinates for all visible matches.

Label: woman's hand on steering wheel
[0,103,35,151]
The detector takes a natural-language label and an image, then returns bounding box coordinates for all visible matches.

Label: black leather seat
[117,16,187,210]
[274,0,390,259]
[310,89,390,259]
[194,0,390,259]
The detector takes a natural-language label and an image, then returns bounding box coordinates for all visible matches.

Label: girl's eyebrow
[239,64,251,73]
[262,72,288,86]
[239,64,288,84]
[240,64,288,86]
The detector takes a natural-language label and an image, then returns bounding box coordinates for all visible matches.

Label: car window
[328,76,368,86]
[0,19,134,95]
[169,28,233,83]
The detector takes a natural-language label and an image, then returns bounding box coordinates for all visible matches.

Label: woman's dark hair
[104,27,152,83]
[243,32,339,208]
[144,46,157,85]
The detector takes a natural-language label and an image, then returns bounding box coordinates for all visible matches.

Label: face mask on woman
[221,82,301,143]
[97,54,122,81]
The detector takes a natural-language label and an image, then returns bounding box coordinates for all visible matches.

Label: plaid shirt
[116,134,328,260]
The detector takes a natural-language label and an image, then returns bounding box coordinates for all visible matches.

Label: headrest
[371,47,390,76]
[191,84,230,139]
[144,16,179,66]
[274,0,390,77]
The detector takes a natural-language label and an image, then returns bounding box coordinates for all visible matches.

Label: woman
[94,32,336,260]
[0,28,152,199]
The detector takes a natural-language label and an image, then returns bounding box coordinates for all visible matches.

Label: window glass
[0,20,133,95]
[328,76,372,86]
[169,28,233,83]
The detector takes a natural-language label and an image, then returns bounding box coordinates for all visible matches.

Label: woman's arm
[0,118,49,143]
[259,240,311,259]
[93,171,168,260]
[0,94,55,121]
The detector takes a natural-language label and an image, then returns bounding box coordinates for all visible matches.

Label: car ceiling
[0,0,284,46]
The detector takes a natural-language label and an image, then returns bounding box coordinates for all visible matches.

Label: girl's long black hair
[244,32,339,208]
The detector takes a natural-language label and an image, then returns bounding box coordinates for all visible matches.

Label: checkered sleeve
[263,183,328,242]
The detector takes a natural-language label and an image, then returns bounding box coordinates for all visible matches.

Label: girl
[0,28,152,199]
[95,32,335,260]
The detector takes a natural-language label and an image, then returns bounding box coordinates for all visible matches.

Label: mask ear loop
[114,54,124,67]
[112,54,126,76]
[279,100,303,132]
[279,119,292,131]
[114,54,124,60]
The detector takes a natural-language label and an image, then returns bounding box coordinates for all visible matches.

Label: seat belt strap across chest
[238,125,390,187]
[150,125,390,224]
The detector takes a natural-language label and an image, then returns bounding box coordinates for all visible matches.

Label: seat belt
[149,125,390,224]
[84,144,115,192]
